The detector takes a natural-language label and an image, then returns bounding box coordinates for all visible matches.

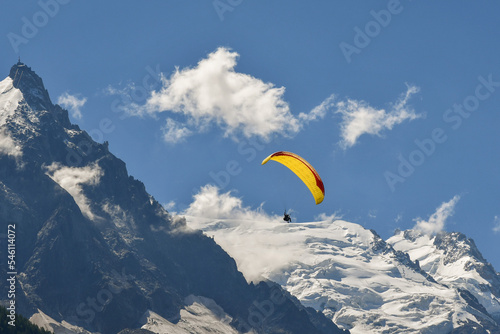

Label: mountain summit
[10,61,52,109]
[388,229,500,323]
[0,63,346,334]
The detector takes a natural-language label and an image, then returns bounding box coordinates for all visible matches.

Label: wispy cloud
[336,85,421,148]
[57,92,87,120]
[298,93,336,122]
[163,200,176,211]
[314,212,343,222]
[45,162,103,221]
[413,195,460,235]
[162,118,192,144]
[493,216,500,233]
[0,129,22,157]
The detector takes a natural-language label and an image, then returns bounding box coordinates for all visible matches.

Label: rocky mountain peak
[9,61,53,112]
[433,231,487,266]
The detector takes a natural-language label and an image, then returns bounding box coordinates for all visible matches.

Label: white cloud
[336,85,421,148]
[57,92,87,120]
[181,185,311,282]
[493,216,500,233]
[314,212,343,222]
[163,200,176,211]
[413,195,460,235]
[134,47,300,141]
[298,93,336,122]
[162,118,192,143]
[162,200,178,216]
[105,48,419,147]
[184,184,277,222]
[45,162,103,221]
[0,128,22,157]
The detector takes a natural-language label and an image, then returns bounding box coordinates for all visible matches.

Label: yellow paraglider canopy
[261,151,324,205]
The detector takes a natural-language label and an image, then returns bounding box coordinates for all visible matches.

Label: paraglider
[261,151,325,205]
[283,211,292,223]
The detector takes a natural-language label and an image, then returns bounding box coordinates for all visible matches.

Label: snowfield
[185,216,498,333]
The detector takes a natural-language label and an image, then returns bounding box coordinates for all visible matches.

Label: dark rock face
[0,63,347,334]
[434,232,500,294]
[434,232,486,266]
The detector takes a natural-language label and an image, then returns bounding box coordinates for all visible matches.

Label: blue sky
[2,1,500,269]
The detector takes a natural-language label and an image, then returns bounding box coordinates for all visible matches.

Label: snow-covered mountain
[388,229,500,324]
[0,62,346,334]
[186,215,500,333]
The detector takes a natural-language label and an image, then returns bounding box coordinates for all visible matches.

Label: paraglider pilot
[283,211,292,223]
